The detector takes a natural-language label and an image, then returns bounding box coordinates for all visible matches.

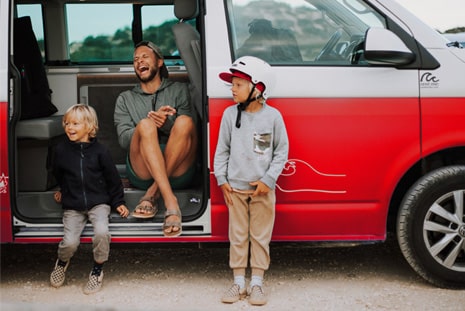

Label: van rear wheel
[397,166,465,288]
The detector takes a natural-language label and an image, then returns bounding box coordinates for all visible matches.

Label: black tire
[397,165,465,289]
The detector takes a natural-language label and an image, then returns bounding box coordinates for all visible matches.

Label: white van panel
[206,0,419,100]
[47,71,78,114]
[419,49,465,98]
[210,65,419,99]
[450,48,465,63]
[205,0,239,98]
[0,0,9,103]
[375,0,449,49]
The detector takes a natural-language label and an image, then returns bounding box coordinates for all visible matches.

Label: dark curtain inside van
[13,16,57,120]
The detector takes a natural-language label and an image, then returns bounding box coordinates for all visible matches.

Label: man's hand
[147,105,176,128]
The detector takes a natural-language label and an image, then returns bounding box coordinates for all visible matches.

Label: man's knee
[136,118,158,136]
[172,116,196,138]
[174,115,194,128]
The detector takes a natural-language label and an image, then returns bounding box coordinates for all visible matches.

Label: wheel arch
[387,146,465,233]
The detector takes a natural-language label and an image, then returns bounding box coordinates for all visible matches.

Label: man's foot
[163,208,182,237]
[50,259,69,288]
[132,196,157,218]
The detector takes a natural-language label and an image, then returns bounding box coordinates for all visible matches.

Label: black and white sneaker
[50,259,69,288]
[83,270,104,295]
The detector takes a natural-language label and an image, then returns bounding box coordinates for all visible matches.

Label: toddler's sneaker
[221,284,246,303]
[83,270,104,295]
[248,285,267,306]
[50,259,69,288]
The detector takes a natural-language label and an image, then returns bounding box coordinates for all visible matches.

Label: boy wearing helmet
[214,56,289,305]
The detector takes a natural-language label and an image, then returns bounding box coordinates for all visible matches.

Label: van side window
[228,0,386,66]
[16,4,45,61]
[65,3,182,64]
[66,3,133,63]
[141,5,187,65]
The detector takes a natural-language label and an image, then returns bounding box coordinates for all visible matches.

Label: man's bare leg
[130,116,197,233]
[130,118,176,214]
[162,116,197,233]
[164,116,197,180]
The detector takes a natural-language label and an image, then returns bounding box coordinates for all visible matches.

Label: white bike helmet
[219,56,273,99]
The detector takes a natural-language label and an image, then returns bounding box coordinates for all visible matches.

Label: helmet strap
[235,85,256,128]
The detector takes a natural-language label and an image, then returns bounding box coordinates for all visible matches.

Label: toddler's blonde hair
[62,104,99,138]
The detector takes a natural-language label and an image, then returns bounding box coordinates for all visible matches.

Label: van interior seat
[14,15,64,140]
[16,115,64,139]
[172,0,202,120]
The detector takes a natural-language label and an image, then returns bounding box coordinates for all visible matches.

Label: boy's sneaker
[83,270,104,295]
[50,259,69,288]
[221,284,246,303]
[248,285,267,306]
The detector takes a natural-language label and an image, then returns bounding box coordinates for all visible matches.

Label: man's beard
[136,66,158,83]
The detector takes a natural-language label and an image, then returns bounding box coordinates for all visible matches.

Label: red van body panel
[0,100,12,243]
[421,98,465,156]
[209,96,420,241]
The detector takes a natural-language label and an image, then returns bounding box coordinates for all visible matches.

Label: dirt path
[1,237,464,311]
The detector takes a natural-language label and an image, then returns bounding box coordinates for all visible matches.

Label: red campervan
[1,0,464,288]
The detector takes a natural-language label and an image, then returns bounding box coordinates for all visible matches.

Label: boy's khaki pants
[227,190,275,278]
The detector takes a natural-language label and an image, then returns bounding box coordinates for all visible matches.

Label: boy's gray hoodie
[214,102,289,190]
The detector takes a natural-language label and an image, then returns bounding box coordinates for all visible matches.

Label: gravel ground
[1,236,464,311]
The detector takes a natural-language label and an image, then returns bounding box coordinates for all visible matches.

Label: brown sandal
[163,208,182,237]
[132,196,158,219]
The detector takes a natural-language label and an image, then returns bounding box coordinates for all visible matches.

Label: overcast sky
[399,0,464,32]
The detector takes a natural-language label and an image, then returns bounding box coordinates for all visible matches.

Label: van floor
[15,184,204,224]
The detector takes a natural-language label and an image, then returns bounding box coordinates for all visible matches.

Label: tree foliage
[69,19,179,62]
[444,27,465,34]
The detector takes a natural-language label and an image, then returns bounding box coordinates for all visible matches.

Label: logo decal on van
[276,159,347,194]
[420,72,440,88]
[0,173,8,194]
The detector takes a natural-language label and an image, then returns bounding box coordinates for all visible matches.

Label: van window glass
[141,5,187,66]
[65,3,182,64]
[228,0,386,66]
[66,3,133,63]
[17,4,45,60]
